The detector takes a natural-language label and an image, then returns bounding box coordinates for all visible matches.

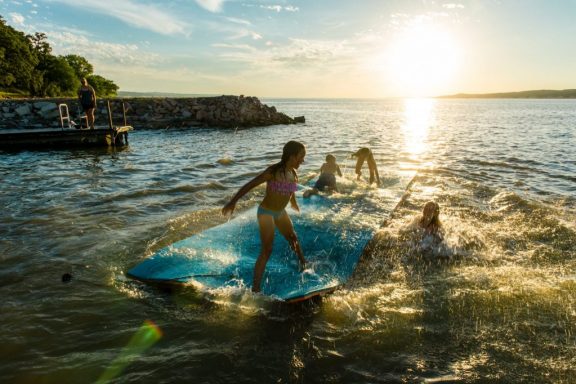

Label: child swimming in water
[418,201,442,235]
[221,140,307,293]
[399,200,445,259]
[303,154,342,198]
[352,147,380,185]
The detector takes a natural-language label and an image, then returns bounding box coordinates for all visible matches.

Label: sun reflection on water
[401,98,436,159]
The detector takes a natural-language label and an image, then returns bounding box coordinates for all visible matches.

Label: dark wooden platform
[0,125,133,149]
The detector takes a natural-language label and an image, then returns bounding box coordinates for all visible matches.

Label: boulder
[0,95,302,130]
[15,104,31,116]
[40,103,58,113]
[33,101,54,110]
[41,109,61,119]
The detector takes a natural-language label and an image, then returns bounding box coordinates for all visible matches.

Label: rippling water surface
[1,98,575,383]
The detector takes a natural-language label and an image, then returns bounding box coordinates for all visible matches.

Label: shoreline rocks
[0,95,304,130]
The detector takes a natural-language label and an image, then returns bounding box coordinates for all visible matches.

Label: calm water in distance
[1,98,575,383]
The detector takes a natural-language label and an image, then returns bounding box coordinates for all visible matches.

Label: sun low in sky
[2,0,575,98]
[384,22,461,97]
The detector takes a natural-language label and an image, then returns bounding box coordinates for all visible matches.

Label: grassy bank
[0,90,31,99]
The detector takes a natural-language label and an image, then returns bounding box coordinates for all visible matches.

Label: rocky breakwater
[0,95,305,130]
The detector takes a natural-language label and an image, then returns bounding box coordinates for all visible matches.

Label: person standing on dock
[78,78,96,129]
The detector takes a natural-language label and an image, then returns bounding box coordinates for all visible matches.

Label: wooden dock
[0,101,133,150]
[0,125,133,149]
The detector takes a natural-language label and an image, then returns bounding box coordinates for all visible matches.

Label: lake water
[1,98,575,383]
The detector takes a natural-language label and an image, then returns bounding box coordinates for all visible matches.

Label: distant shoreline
[4,89,576,101]
[437,89,576,99]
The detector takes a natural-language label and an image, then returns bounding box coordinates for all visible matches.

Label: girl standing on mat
[222,141,307,293]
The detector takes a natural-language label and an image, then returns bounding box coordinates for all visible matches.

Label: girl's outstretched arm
[222,169,271,216]
[336,164,343,177]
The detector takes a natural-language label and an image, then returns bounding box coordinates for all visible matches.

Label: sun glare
[402,98,435,157]
[385,23,461,97]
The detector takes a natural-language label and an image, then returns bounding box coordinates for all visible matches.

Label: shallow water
[1,98,575,383]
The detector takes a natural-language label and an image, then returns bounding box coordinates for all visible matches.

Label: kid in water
[222,141,307,293]
[352,147,381,185]
[303,153,342,197]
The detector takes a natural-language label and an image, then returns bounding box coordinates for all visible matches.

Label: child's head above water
[421,201,440,227]
[282,141,305,160]
[325,154,336,164]
[277,140,306,171]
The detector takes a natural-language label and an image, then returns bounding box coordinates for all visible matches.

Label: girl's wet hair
[270,140,305,177]
[281,141,305,163]
[421,201,441,227]
[424,201,440,214]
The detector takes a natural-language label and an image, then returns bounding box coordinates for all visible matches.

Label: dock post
[107,100,114,130]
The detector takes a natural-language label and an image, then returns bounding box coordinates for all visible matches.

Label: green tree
[28,32,52,57]
[1,17,121,97]
[87,74,119,97]
[63,54,93,79]
[0,16,39,92]
[42,56,78,96]
[26,33,75,96]
[27,32,53,96]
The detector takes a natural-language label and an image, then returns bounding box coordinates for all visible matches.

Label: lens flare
[96,320,162,384]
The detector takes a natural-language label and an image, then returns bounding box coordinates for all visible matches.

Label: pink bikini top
[268,180,298,196]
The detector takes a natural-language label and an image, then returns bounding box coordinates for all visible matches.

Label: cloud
[47,31,161,66]
[195,0,226,12]
[225,17,251,26]
[269,39,350,67]
[442,3,465,9]
[261,5,281,12]
[9,12,25,26]
[204,18,262,41]
[260,5,299,12]
[215,38,355,70]
[229,29,262,40]
[48,0,188,35]
[212,43,255,50]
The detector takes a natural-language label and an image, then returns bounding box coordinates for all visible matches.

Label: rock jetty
[0,95,304,130]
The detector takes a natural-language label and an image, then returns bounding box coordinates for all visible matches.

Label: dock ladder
[59,104,88,130]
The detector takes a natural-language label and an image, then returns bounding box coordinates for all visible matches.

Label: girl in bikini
[221,141,307,293]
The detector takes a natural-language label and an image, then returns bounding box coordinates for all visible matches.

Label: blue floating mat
[128,189,387,302]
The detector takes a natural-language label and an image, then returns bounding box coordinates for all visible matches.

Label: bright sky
[2,0,575,98]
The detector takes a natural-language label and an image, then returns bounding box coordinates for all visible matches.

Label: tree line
[0,15,118,97]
